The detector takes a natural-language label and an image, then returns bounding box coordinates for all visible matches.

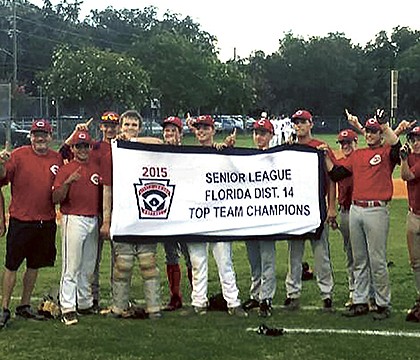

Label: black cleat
[242,298,259,311]
[0,308,11,329]
[15,305,46,321]
[342,303,369,317]
[258,299,272,318]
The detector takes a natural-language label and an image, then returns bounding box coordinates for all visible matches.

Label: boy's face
[365,128,382,147]
[292,119,312,138]
[100,123,119,142]
[253,129,273,150]
[195,124,215,146]
[163,124,181,145]
[120,116,141,139]
[71,143,91,162]
[339,140,357,157]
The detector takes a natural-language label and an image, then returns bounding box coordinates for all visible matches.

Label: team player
[333,129,377,308]
[242,118,276,317]
[327,110,401,320]
[161,116,193,311]
[100,110,162,319]
[0,119,63,329]
[400,126,420,322]
[53,130,102,326]
[187,115,246,317]
[284,109,336,311]
[59,111,120,311]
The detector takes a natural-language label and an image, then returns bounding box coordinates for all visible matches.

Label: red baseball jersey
[340,145,396,201]
[53,159,102,216]
[3,146,63,221]
[407,153,420,213]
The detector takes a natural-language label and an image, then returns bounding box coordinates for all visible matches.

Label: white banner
[110,141,326,243]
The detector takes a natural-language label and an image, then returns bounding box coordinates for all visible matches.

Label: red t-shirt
[340,145,396,201]
[4,146,63,221]
[53,159,102,216]
[407,153,420,213]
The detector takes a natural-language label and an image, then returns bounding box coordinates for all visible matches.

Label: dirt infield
[393,179,407,199]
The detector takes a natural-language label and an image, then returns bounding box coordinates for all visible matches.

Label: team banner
[110,140,326,243]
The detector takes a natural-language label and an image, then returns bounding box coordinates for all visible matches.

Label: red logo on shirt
[369,154,382,166]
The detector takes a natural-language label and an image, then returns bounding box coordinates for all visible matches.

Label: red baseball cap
[364,118,382,131]
[30,119,52,133]
[163,116,183,131]
[193,115,214,128]
[70,130,92,145]
[409,126,420,136]
[253,118,274,134]
[291,109,313,122]
[101,111,120,124]
[337,129,358,143]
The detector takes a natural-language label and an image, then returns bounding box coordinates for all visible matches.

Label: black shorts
[5,217,57,271]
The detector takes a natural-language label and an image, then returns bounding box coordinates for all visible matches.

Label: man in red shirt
[53,130,102,326]
[327,112,401,320]
[284,109,336,311]
[400,126,420,322]
[0,119,63,329]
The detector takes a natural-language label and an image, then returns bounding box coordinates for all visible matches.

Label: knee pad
[139,253,159,280]
[114,254,134,281]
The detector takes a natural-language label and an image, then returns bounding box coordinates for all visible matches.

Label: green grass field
[0,132,417,360]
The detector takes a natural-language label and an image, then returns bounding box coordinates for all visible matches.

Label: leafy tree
[39,45,150,115]
[131,27,219,116]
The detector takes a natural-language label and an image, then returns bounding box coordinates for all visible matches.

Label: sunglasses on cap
[73,143,91,150]
[101,113,119,122]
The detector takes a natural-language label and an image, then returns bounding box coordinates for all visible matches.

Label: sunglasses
[338,140,353,145]
[73,143,90,150]
[101,114,119,122]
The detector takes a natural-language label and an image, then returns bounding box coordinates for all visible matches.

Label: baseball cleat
[61,311,78,326]
[0,308,11,329]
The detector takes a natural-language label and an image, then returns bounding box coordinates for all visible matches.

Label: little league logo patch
[134,179,175,219]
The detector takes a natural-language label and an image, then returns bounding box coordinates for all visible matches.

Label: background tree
[39,45,150,116]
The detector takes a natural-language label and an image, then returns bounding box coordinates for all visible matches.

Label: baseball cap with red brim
[253,118,274,134]
[337,129,358,143]
[30,119,52,133]
[364,118,382,132]
[193,115,214,128]
[70,130,92,145]
[291,109,313,122]
[408,126,420,136]
[163,116,183,131]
